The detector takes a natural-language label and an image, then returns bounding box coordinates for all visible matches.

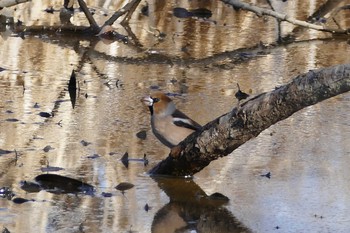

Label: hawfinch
[142,92,202,148]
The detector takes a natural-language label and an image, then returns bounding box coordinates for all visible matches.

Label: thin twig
[121,0,141,24]
[330,4,350,30]
[221,0,349,34]
[265,0,283,43]
[77,0,100,32]
[14,149,18,165]
[121,23,144,48]
[308,0,344,21]
[103,0,141,27]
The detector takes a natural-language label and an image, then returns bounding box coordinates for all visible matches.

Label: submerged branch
[13,25,98,36]
[149,64,350,176]
[221,0,350,34]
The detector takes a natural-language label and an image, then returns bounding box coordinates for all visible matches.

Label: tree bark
[149,64,350,177]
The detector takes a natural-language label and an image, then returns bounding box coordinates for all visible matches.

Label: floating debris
[19,181,42,193]
[40,165,64,172]
[0,187,15,200]
[314,214,323,218]
[56,120,63,127]
[144,203,152,212]
[190,8,212,18]
[136,130,147,140]
[121,153,149,167]
[43,145,54,152]
[39,112,52,118]
[143,154,149,166]
[116,79,123,88]
[0,149,12,155]
[34,174,95,195]
[235,83,249,101]
[173,7,212,19]
[44,6,54,14]
[5,118,19,122]
[12,197,34,204]
[68,70,77,109]
[101,192,113,198]
[150,85,160,90]
[260,172,271,179]
[87,154,100,159]
[115,182,134,194]
[80,140,91,146]
[121,152,129,168]
[140,4,148,16]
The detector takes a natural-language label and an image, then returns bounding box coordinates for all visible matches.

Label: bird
[141,92,202,148]
[235,83,250,101]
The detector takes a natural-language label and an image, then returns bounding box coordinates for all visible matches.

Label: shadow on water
[151,177,250,233]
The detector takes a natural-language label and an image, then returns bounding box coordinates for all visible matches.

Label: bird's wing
[172,109,202,131]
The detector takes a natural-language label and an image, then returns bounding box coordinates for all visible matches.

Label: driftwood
[149,64,350,176]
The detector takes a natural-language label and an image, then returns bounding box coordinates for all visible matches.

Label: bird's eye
[152,97,160,103]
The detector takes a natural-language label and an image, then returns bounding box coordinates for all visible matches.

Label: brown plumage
[142,92,201,148]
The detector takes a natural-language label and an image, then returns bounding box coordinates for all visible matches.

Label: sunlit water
[1,0,350,232]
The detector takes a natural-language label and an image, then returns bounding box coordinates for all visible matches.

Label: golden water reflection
[1,0,350,232]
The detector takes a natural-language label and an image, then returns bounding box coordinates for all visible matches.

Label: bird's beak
[141,96,153,106]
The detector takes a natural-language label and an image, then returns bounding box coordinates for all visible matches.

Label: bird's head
[141,92,175,116]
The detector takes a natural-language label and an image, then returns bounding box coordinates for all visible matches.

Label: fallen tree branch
[149,63,350,176]
[221,0,350,34]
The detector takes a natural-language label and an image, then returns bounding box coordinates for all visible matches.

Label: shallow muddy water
[1,0,350,232]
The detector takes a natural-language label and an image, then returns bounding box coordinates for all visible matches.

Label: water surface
[1,0,350,232]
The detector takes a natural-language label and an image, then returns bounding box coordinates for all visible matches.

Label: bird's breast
[151,115,195,146]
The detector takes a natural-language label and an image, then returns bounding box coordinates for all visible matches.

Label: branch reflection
[152,177,250,233]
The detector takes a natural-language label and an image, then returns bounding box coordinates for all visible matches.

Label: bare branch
[330,4,350,30]
[308,0,344,21]
[121,0,141,24]
[103,0,141,27]
[221,0,349,34]
[77,0,99,32]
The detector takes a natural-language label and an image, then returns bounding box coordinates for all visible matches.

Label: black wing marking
[172,109,202,131]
